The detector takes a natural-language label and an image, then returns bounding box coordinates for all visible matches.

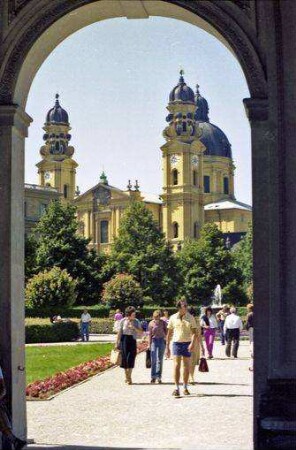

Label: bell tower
[36,94,78,203]
[161,71,205,250]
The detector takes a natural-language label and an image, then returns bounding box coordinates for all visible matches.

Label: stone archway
[0,1,295,449]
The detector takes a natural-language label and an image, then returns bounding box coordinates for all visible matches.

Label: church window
[24,201,27,217]
[223,177,229,194]
[63,184,68,199]
[173,222,179,239]
[204,175,210,193]
[194,222,199,238]
[100,220,109,243]
[193,170,198,186]
[172,169,178,185]
[55,141,60,153]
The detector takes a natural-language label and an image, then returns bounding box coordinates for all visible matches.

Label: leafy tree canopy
[102,273,143,310]
[25,266,77,309]
[34,201,107,304]
[25,234,38,282]
[232,222,253,287]
[108,201,179,306]
[177,223,245,306]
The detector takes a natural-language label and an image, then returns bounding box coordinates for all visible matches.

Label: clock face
[170,154,179,165]
[191,156,199,166]
[44,171,51,181]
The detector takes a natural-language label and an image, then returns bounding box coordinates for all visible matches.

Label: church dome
[46,94,69,124]
[169,71,195,104]
[195,84,210,121]
[198,122,232,158]
[194,85,232,158]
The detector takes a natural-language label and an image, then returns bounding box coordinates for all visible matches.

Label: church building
[27,72,252,251]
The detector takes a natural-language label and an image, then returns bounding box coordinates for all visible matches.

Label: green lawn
[26,343,113,384]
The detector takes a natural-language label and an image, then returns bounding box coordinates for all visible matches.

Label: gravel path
[27,341,253,450]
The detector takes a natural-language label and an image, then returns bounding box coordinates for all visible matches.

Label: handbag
[110,348,122,365]
[198,357,209,372]
[146,349,151,369]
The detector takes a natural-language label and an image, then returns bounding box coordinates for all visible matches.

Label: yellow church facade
[31,73,252,252]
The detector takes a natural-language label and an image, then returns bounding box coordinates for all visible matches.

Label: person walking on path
[116,306,143,385]
[161,309,169,325]
[148,310,167,383]
[246,303,254,370]
[166,299,197,397]
[113,309,123,333]
[216,304,230,345]
[224,306,243,358]
[200,306,218,359]
[80,308,92,342]
[0,366,27,449]
[188,307,202,385]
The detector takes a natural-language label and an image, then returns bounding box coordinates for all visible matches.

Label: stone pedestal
[0,105,32,443]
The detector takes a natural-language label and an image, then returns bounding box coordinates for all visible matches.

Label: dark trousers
[81,322,90,341]
[226,328,240,358]
[218,320,226,344]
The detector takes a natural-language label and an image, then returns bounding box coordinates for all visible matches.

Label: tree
[25,234,38,282]
[177,223,245,306]
[102,273,143,310]
[222,279,248,306]
[232,223,253,288]
[25,267,77,309]
[108,201,179,306]
[34,201,107,304]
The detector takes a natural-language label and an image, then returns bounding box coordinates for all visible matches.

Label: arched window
[173,222,179,239]
[194,222,199,238]
[193,170,198,186]
[172,169,178,185]
[223,177,229,194]
[63,184,68,199]
[100,220,109,244]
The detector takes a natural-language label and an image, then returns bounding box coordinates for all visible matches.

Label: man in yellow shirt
[166,299,198,397]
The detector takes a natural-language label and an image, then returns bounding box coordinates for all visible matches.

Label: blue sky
[25,16,251,204]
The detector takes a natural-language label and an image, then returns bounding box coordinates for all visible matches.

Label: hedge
[86,319,114,334]
[25,304,111,319]
[25,318,115,343]
[26,320,80,344]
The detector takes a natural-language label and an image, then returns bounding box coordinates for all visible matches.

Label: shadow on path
[30,446,161,449]
[133,382,249,386]
[174,394,252,399]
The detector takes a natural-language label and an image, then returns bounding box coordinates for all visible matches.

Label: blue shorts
[173,342,191,357]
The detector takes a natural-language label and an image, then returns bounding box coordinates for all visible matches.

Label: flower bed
[26,341,148,399]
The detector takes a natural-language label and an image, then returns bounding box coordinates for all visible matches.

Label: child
[113,309,123,333]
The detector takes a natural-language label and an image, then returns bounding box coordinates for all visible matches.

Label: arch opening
[6,0,268,109]
[0,0,270,448]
